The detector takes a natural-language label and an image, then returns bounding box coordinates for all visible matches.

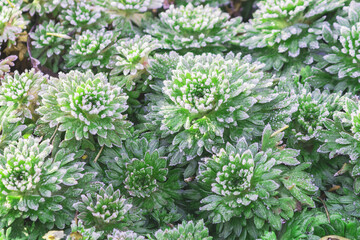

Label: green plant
[146,52,291,165]
[107,229,145,240]
[65,29,114,70]
[99,136,182,211]
[108,35,159,91]
[196,125,318,239]
[283,81,343,151]
[65,220,104,240]
[59,1,107,31]
[95,0,163,25]
[29,20,70,69]
[22,0,74,16]
[73,184,142,233]
[150,220,212,240]
[317,97,360,194]
[0,136,86,237]
[236,0,345,72]
[260,209,360,240]
[37,70,132,147]
[317,1,360,92]
[0,4,28,45]
[145,3,242,52]
[0,69,47,123]
[3,1,360,239]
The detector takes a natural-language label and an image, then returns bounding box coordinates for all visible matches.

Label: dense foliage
[1,0,360,239]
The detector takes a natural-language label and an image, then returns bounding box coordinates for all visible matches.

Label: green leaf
[27,199,39,211]
[354,177,360,195]
[260,180,280,191]
[261,124,274,150]
[289,186,315,208]
[349,8,359,23]
[253,216,265,229]
[268,211,281,230]
[322,25,335,43]
[324,54,342,64]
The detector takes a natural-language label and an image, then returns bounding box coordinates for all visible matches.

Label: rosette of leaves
[150,220,212,240]
[99,136,182,212]
[22,0,74,16]
[0,55,17,77]
[318,1,360,93]
[260,209,360,240]
[0,136,87,237]
[144,3,242,52]
[317,97,360,194]
[66,220,103,240]
[284,82,343,152]
[73,184,142,233]
[146,52,292,165]
[0,4,28,45]
[29,20,70,69]
[37,70,131,147]
[108,35,160,91]
[107,229,145,240]
[0,69,47,123]
[236,0,345,72]
[196,125,318,239]
[59,1,107,31]
[65,29,114,70]
[176,0,230,7]
[96,0,163,25]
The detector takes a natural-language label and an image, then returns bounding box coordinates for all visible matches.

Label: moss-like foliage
[3,1,360,240]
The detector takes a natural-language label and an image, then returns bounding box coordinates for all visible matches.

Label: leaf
[345,98,358,112]
[349,8,359,23]
[39,187,52,197]
[322,25,335,43]
[260,180,280,191]
[27,199,39,211]
[273,56,284,71]
[253,216,265,229]
[354,177,360,195]
[324,54,342,64]
[261,124,273,150]
[289,186,316,208]
[268,211,282,230]
[326,65,341,74]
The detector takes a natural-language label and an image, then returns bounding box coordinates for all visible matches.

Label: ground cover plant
[1,0,360,239]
